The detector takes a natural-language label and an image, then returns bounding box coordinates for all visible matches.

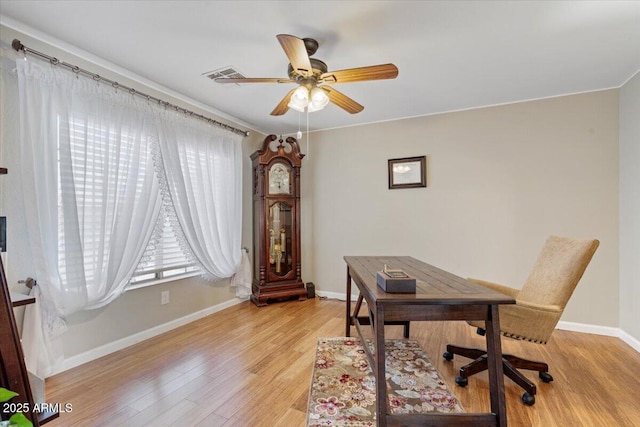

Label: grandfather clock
[251,135,307,306]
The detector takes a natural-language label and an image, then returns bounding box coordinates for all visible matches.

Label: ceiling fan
[214,34,399,116]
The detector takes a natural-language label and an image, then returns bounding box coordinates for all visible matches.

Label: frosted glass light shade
[288,86,309,112]
[308,87,329,112]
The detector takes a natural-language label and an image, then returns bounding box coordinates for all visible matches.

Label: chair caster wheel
[522,392,535,405]
[455,376,468,387]
[443,351,453,361]
[539,371,553,383]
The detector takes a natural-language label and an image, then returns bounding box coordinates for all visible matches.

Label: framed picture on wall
[388,156,427,189]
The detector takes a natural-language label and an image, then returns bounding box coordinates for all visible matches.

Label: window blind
[57,114,196,289]
[130,214,198,285]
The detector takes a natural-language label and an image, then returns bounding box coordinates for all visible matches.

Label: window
[129,213,199,288]
[57,114,197,290]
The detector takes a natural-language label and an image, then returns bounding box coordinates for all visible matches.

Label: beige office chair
[443,236,599,405]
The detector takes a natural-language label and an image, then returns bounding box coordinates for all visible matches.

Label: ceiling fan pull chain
[306,108,310,158]
[297,111,302,140]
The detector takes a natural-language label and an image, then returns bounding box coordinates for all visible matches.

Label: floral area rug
[306,337,464,426]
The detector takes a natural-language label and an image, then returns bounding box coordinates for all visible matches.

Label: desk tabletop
[344,256,515,306]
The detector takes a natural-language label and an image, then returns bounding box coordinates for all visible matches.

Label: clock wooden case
[250,134,307,306]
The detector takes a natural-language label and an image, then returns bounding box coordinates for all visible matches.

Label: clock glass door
[268,201,292,277]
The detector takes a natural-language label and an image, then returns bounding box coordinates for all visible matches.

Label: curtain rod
[11,39,249,137]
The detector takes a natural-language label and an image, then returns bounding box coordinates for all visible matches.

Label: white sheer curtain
[3,52,247,377]
[12,58,162,376]
[156,113,244,282]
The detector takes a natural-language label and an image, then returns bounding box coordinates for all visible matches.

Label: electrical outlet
[161,290,170,305]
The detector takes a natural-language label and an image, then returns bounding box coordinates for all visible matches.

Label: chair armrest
[467,278,519,298]
[515,300,563,313]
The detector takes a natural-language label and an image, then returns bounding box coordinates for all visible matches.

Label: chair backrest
[517,236,600,308]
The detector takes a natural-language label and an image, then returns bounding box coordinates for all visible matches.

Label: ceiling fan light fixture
[288,99,307,113]
[287,86,309,112]
[308,87,329,112]
[306,101,321,113]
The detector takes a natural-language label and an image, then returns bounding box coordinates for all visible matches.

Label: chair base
[443,344,553,406]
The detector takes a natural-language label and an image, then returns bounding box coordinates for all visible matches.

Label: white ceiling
[1,1,639,136]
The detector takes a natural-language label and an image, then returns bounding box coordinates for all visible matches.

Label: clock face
[268,162,290,194]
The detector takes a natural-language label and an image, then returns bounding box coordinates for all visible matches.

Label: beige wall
[619,71,640,342]
[303,90,620,327]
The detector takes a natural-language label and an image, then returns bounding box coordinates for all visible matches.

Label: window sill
[126,271,202,291]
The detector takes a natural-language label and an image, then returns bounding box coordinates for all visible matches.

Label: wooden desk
[344,256,515,427]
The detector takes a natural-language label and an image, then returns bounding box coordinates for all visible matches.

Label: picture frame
[388,156,427,189]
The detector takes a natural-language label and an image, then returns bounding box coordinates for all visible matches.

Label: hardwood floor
[43,297,640,426]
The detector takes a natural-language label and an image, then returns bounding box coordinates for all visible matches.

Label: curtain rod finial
[12,39,24,52]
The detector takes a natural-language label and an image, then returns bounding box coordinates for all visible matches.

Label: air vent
[202,66,246,84]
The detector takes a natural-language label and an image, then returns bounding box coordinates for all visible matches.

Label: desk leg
[485,304,508,427]
[375,304,388,427]
[345,266,352,337]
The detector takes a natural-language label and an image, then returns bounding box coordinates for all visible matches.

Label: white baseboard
[558,321,640,352]
[556,320,620,336]
[319,291,640,353]
[317,290,359,301]
[619,329,640,353]
[57,297,247,375]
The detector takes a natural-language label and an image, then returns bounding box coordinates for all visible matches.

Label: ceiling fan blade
[215,77,294,84]
[270,88,297,116]
[320,63,398,84]
[277,34,313,77]
[323,86,364,114]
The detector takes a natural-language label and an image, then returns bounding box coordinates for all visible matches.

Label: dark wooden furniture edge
[1,167,58,425]
[385,412,497,426]
[10,292,36,307]
[1,257,41,426]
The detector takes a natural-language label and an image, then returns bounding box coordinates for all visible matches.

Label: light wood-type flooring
[43,297,640,426]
